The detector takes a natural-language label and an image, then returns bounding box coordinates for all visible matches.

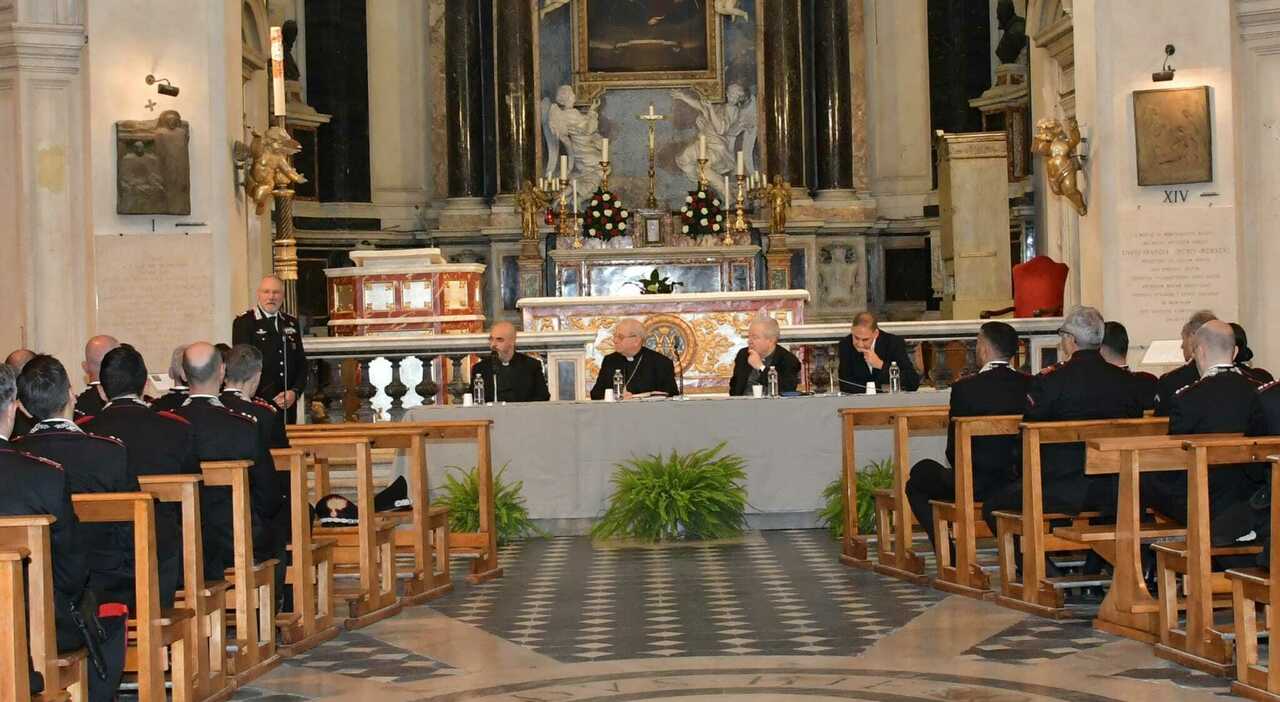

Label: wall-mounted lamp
[1152,45,1176,82]
[145,74,180,97]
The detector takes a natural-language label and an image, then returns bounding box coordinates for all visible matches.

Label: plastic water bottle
[828,360,840,396]
[473,376,485,405]
[767,366,779,397]
[889,361,901,394]
[613,369,625,399]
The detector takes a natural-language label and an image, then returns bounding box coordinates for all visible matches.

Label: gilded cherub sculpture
[246,126,307,215]
[1033,117,1087,216]
[517,181,551,241]
[765,175,793,235]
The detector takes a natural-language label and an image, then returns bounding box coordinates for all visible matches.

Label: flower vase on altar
[582,186,631,248]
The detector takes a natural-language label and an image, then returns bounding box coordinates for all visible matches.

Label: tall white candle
[724,175,731,203]
[270,26,286,117]
[736,150,744,175]
[699,135,707,160]
[601,138,609,163]
[573,179,579,211]
[560,155,568,180]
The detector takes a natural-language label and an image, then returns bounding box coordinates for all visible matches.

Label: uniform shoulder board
[1258,378,1280,394]
[251,399,279,414]
[74,415,95,426]
[156,410,191,425]
[215,406,257,424]
[1174,378,1204,397]
[84,431,125,448]
[1,449,64,471]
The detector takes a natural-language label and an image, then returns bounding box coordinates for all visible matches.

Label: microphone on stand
[668,348,685,398]
[490,352,499,404]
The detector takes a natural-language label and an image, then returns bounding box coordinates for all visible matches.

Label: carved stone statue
[245,126,307,215]
[115,110,191,215]
[994,0,1027,65]
[714,0,748,21]
[540,85,604,195]
[673,84,757,186]
[1033,117,1087,216]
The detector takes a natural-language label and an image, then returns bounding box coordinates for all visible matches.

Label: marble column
[492,0,536,210]
[367,0,430,229]
[0,1,91,369]
[760,0,807,193]
[866,0,932,217]
[811,0,855,199]
[444,0,486,210]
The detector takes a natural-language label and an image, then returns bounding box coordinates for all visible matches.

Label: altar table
[400,391,947,535]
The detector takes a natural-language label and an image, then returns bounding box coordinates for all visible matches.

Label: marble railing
[300,330,595,422]
[780,317,1064,392]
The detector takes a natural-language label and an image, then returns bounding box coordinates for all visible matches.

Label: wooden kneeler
[137,475,232,701]
[269,449,339,654]
[1148,437,1280,676]
[930,415,1022,599]
[836,405,949,579]
[289,438,403,629]
[0,516,88,702]
[70,493,194,702]
[200,461,279,684]
[1227,455,1280,701]
[992,417,1169,619]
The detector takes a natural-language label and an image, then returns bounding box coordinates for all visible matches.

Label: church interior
[5,0,1280,701]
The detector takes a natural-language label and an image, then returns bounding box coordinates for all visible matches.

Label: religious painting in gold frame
[1132,86,1213,186]
[573,0,724,102]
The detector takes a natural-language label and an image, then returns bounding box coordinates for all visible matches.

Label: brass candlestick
[727,173,749,246]
[696,157,709,190]
[638,107,666,209]
[599,160,612,191]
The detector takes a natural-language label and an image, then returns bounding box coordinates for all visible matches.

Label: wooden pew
[836,405,949,581]
[199,461,279,684]
[1227,454,1280,701]
[291,420,488,586]
[930,415,1022,599]
[0,547,35,702]
[992,417,1169,618]
[1147,437,1280,675]
[288,437,403,629]
[269,448,339,653]
[70,493,194,702]
[0,516,87,702]
[136,475,232,701]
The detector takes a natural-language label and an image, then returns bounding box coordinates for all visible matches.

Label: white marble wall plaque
[1115,207,1238,358]
[94,232,214,373]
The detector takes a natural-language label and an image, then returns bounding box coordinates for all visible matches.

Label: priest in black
[729,316,801,396]
[470,322,551,403]
[837,312,920,392]
[905,322,1029,548]
[590,319,679,400]
[231,275,307,424]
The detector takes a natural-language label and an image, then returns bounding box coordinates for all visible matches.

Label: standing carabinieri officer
[232,275,307,425]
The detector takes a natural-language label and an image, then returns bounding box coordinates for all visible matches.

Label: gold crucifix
[637,104,666,209]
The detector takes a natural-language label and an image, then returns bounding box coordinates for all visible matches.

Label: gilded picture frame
[573,0,724,102]
[1132,86,1213,186]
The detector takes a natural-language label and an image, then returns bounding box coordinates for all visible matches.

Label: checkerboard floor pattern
[428,529,946,662]
[960,615,1116,665]
[281,631,455,683]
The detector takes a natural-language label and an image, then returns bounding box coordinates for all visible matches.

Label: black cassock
[590,346,679,400]
[470,352,551,403]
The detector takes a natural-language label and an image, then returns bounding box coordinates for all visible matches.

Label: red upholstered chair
[980,255,1068,319]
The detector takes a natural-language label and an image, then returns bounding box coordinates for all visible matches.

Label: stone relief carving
[672,84,757,186]
[116,110,191,215]
[818,242,864,310]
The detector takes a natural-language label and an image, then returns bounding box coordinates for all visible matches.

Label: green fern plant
[437,464,546,544]
[591,443,748,542]
[817,458,895,538]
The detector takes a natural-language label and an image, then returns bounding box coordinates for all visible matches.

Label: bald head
[83,335,120,381]
[256,275,286,315]
[5,349,35,372]
[488,322,518,362]
[1193,320,1236,374]
[182,342,225,394]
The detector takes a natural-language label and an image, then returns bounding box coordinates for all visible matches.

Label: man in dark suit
[221,344,289,449]
[837,311,920,392]
[173,342,287,581]
[149,345,190,412]
[72,335,119,419]
[1143,321,1262,541]
[982,307,1147,534]
[0,364,124,702]
[470,322,551,403]
[1155,310,1217,416]
[590,319,679,400]
[728,316,801,396]
[5,348,36,437]
[231,276,307,425]
[81,345,196,601]
[906,322,1029,548]
[1100,321,1158,411]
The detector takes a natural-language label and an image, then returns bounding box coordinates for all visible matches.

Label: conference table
[399,391,949,534]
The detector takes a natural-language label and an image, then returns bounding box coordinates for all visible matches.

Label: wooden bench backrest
[0,547,31,702]
[136,475,205,608]
[0,516,59,688]
[290,420,493,444]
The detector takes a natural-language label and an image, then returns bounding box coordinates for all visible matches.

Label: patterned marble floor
[232,530,1239,701]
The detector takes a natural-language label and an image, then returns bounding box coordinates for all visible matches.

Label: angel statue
[541,85,605,196]
[673,83,757,187]
[1032,116,1087,216]
[715,0,749,21]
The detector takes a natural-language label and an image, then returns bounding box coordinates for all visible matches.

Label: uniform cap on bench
[374,476,412,513]
[316,494,358,526]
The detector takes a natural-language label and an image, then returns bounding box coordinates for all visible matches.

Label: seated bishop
[590,319,680,400]
[729,315,801,396]
[470,322,551,403]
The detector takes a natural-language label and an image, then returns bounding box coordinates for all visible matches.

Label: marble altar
[519,290,809,394]
[325,248,486,336]
[548,245,761,297]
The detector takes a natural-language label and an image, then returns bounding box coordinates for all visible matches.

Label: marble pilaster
[367,0,430,229]
[493,0,536,205]
[760,0,807,192]
[865,0,932,217]
[812,0,855,197]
